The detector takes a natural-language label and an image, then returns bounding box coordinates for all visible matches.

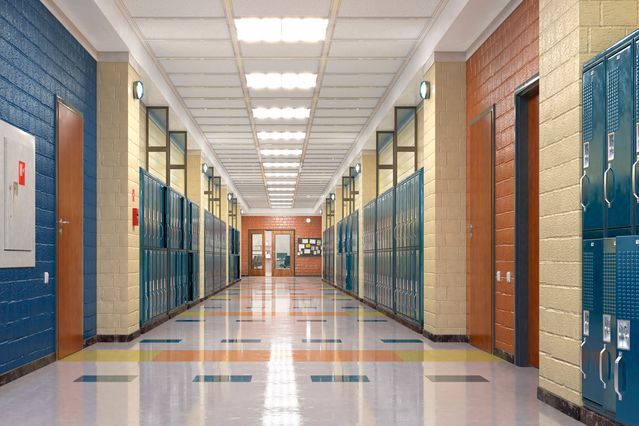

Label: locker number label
[583,142,590,168]
[607,133,615,161]
[603,314,612,343]
[618,320,630,350]
[583,310,590,336]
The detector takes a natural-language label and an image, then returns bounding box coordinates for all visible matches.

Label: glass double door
[249,230,294,277]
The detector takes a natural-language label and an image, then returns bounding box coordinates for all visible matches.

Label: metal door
[602,238,617,414]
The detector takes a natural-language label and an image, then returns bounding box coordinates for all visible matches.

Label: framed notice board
[297,238,321,256]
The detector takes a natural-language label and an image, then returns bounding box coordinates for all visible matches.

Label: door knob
[58,219,70,235]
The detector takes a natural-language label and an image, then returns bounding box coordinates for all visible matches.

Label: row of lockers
[322,226,335,283]
[581,31,639,426]
[204,210,227,296]
[228,227,241,283]
[336,211,359,293]
[362,169,424,327]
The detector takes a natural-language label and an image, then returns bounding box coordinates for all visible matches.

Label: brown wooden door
[467,107,494,353]
[527,93,540,368]
[56,99,84,359]
[249,230,265,276]
[272,230,294,277]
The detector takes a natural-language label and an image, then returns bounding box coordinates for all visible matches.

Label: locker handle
[632,158,639,203]
[579,172,587,211]
[603,165,612,208]
[614,352,622,401]
[580,338,586,379]
[599,344,607,389]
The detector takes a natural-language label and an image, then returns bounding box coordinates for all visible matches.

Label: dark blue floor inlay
[303,339,341,343]
[311,375,369,383]
[140,339,182,343]
[236,320,266,322]
[342,306,363,309]
[193,375,252,383]
[176,319,205,323]
[297,319,327,322]
[221,339,261,343]
[381,339,424,343]
[357,319,388,322]
[426,375,489,383]
[75,375,137,383]
[205,306,222,309]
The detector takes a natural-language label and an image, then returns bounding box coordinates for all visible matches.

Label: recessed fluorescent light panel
[263,162,300,169]
[253,107,310,120]
[267,180,296,185]
[235,18,328,43]
[260,149,302,157]
[258,131,305,141]
[265,172,298,178]
[268,187,295,192]
[246,73,317,90]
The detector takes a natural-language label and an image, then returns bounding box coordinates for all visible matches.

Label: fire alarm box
[0,119,35,268]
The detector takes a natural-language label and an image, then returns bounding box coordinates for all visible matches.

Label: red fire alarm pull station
[132,208,139,227]
[18,161,26,186]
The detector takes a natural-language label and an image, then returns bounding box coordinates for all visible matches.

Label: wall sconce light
[202,163,209,174]
[227,192,233,201]
[419,80,431,100]
[133,81,144,100]
[354,162,361,174]
[319,208,323,214]
[330,193,335,201]
[240,209,244,215]
[305,217,311,224]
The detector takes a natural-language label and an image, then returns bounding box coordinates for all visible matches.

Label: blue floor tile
[303,339,341,343]
[381,339,424,343]
[139,339,182,343]
[311,375,369,383]
[74,375,137,383]
[357,319,387,322]
[193,375,252,383]
[221,339,261,343]
[297,319,327,322]
[176,319,205,323]
[236,320,266,322]
[426,375,489,383]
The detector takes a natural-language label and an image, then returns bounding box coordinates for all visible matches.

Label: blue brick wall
[0,0,96,374]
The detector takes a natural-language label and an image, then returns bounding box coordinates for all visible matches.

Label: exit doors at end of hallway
[56,98,84,359]
[249,230,294,277]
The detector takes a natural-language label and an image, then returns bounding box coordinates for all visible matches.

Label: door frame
[271,230,295,276]
[514,74,540,367]
[248,229,265,276]
[468,105,496,353]
[55,97,84,359]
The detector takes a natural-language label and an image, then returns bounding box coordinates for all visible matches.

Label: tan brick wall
[187,152,206,297]
[538,0,639,405]
[96,62,141,335]
[423,61,467,336]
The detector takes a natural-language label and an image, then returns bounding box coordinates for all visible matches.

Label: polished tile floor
[0,277,579,425]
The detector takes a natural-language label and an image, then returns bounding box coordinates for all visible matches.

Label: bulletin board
[297,238,321,257]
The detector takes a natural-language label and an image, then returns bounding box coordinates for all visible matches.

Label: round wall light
[419,80,430,100]
[202,163,209,174]
[133,81,144,100]
[305,217,311,224]
[354,162,361,174]
[319,208,323,214]
[330,193,335,201]
[240,209,244,215]
[227,192,233,201]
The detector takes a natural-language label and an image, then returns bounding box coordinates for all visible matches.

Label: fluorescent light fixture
[268,187,295,192]
[260,149,302,157]
[258,131,305,141]
[263,162,300,169]
[267,180,296,185]
[235,18,328,43]
[270,197,294,201]
[265,172,298,178]
[247,73,317,90]
[253,107,310,120]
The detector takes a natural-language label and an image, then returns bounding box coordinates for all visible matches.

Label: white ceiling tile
[160,59,238,73]
[316,98,379,108]
[240,42,323,58]
[313,117,367,125]
[314,108,374,117]
[170,74,241,86]
[324,58,404,73]
[135,18,229,39]
[329,40,415,57]
[319,87,386,97]
[201,125,251,132]
[308,139,355,144]
[333,18,429,39]
[178,87,244,98]
[338,0,440,17]
[321,73,394,87]
[312,125,363,132]
[232,0,331,17]
[196,117,251,125]
[148,40,234,58]
[185,98,246,108]
[123,0,225,17]
[307,132,359,139]
[205,132,254,138]
[243,58,320,73]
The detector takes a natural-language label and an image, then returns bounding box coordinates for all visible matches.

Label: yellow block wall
[187,152,206,298]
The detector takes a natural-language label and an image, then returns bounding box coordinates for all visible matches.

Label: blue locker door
[635,40,639,229]
[582,63,606,233]
[605,44,634,232]
[615,236,639,426]
[602,238,617,414]
[583,239,604,408]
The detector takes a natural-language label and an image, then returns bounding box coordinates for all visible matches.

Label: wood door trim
[248,229,265,276]
[514,75,540,367]
[55,97,84,359]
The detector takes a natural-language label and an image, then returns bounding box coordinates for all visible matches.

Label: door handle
[614,352,623,401]
[603,165,612,208]
[580,338,587,379]
[599,344,607,389]
[632,158,639,203]
[469,224,473,240]
[579,172,587,211]
[59,219,70,225]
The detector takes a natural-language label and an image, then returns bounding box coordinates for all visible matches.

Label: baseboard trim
[422,329,469,343]
[0,353,56,386]
[537,387,621,425]
[492,347,515,363]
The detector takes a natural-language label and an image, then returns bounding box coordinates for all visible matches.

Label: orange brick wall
[466,0,538,355]
[241,216,322,276]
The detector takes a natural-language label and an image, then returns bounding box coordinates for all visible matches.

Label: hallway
[0,277,577,425]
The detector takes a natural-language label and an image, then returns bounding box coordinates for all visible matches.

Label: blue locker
[583,239,604,408]
[602,237,617,414]
[582,62,606,235]
[635,40,639,229]
[605,43,634,233]
[615,236,639,426]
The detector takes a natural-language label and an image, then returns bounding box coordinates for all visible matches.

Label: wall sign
[297,238,321,256]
